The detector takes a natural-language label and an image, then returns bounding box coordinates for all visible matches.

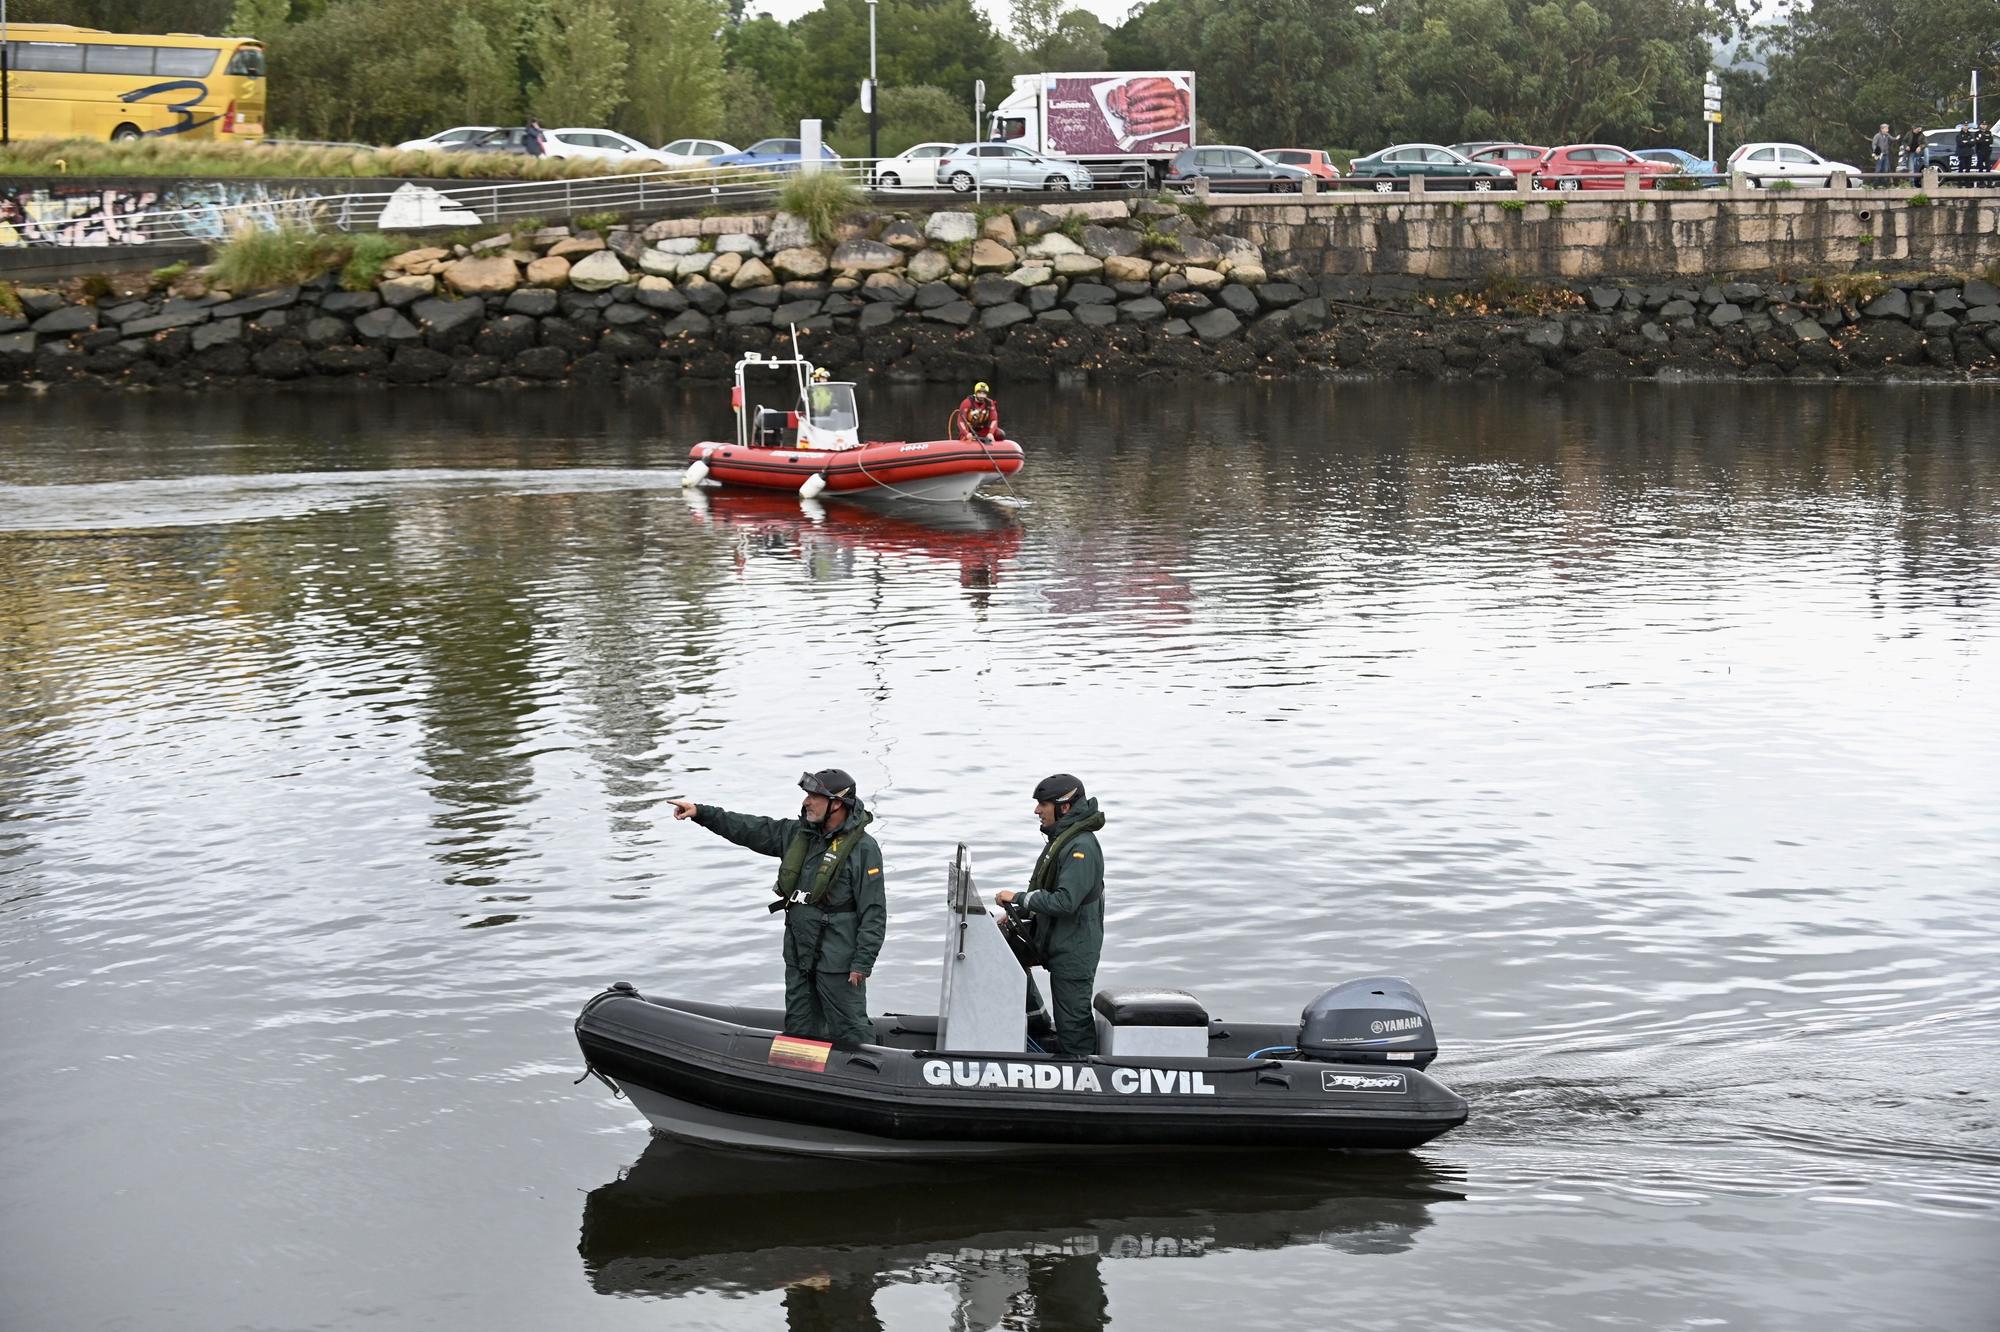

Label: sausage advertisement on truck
[989,71,1196,187]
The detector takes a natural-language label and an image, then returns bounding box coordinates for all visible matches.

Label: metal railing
[78,157,1148,248]
[31,157,2000,250]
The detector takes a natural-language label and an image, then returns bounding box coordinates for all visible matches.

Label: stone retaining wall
[1208,194,2000,284]
[4,198,1999,391]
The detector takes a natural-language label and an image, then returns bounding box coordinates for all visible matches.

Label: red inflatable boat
[685,351,1024,503]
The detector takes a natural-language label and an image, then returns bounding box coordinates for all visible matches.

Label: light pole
[3,0,12,147]
[866,0,879,165]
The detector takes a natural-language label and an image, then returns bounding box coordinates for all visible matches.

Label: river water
[1,382,1996,1332]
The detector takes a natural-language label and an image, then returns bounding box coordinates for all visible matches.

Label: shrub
[777,170,861,247]
[77,273,113,303]
[208,222,346,290]
[1858,232,1875,247]
[575,210,625,233]
[1056,212,1087,242]
[1907,192,1931,208]
[1767,179,1796,192]
[338,233,404,291]
[1136,225,1182,254]
[0,281,21,318]
[1498,199,1526,212]
[149,260,190,287]
[1543,198,1566,212]
[1659,174,1701,191]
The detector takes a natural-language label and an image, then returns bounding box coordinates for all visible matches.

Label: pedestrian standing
[1870,123,1894,176]
[1954,121,1974,174]
[1975,120,1995,173]
[524,117,547,158]
[669,770,888,1046]
[1904,125,1925,183]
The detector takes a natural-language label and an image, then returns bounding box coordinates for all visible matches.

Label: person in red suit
[956,382,1004,442]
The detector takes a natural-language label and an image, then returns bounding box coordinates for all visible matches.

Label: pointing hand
[667,798,698,820]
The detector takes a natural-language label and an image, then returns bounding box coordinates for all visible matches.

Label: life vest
[1028,808,1106,901]
[773,808,873,908]
[966,400,994,429]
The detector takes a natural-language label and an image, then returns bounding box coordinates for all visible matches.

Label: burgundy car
[1533,144,1680,191]
[1467,143,1550,180]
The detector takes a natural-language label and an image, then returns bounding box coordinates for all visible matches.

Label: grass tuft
[0,281,21,318]
[777,171,862,247]
[150,260,191,286]
[1907,192,1931,208]
[338,233,405,291]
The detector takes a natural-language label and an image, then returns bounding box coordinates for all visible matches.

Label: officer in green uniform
[995,774,1105,1056]
[669,769,886,1046]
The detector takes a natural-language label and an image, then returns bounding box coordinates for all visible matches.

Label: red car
[1260,148,1341,180]
[1466,143,1549,180]
[1533,144,1680,190]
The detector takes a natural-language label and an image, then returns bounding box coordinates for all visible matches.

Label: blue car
[1634,147,1719,176]
[707,138,842,171]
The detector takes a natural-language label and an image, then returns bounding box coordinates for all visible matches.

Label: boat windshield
[799,383,858,431]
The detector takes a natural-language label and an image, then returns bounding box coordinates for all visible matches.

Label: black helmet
[799,769,857,806]
[1032,773,1084,805]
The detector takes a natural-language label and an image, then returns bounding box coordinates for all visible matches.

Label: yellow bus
[1,24,266,143]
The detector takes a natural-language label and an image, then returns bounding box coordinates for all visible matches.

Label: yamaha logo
[1369,1016,1424,1035]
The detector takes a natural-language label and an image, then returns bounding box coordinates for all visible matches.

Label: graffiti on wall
[0,185,162,247]
[0,181,482,248]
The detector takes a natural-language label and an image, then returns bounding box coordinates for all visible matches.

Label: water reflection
[579,1137,1463,1327]
[684,489,1024,599]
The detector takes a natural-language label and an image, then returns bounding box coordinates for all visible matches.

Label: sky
[745,0,1145,33]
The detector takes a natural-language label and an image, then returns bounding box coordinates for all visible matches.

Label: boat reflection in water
[579,1138,1464,1328]
[684,489,1025,597]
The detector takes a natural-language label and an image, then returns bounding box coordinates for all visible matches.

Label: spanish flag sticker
[768,1035,833,1072]
[867,867,881,875]
[1072,851,1086,858]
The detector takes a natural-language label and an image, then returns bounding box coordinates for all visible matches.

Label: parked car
[1533,144,1680,190]
[396,126,495,152]
[1449,140,1508,157]
[656,137,738,167]
[1164,145,1311,193]
[443,127,539,156]
[1260,148,1341,180]
[1633,147,1719,176]
[1345,143,1512,191]
[934,142,1093,193]
[1465,143,1550,180]
[1910,128,1970,173]
[1724,142,1862,188]
[708,138,842,171]
[542,128,660,162]
[872,142,957,189]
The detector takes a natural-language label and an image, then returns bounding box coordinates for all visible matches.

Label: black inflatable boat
[574,976,1469,1158]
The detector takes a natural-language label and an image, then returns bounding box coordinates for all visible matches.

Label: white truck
[987,70,1196,188]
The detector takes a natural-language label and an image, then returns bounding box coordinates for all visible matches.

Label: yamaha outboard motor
[1296,976,1438,1069]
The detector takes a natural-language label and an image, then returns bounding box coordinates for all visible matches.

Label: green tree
[448,7,520,124]
[786,0,1007,128]
[1109,0,1376,148]
[1008,0,1107,71]
[828,82,969,156]
[4,0,235,30]
[1735,0,2000,153]
[719,69,791,143]
[529,0,629,126]
[228,0,295,38]
[622,0,729,144]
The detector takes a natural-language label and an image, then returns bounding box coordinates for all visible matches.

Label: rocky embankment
[4,198,1999,390]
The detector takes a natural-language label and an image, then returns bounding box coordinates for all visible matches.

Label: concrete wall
[1207,191,2000,286]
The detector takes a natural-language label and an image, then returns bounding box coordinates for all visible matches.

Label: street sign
[1703,98,1721,112]
[1704,111,1723,124]
[860,79,873,114]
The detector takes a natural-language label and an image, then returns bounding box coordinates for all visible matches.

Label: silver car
[934,142,1094,193]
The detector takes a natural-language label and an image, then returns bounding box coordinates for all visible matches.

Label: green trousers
[1026,972,1097,1056]
[785,966,873,1046]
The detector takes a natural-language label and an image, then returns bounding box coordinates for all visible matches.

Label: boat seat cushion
[1092,989,1208,1028]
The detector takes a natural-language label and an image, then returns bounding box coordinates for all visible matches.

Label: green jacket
[1009,797,1105,980]
[693,801,888,976]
